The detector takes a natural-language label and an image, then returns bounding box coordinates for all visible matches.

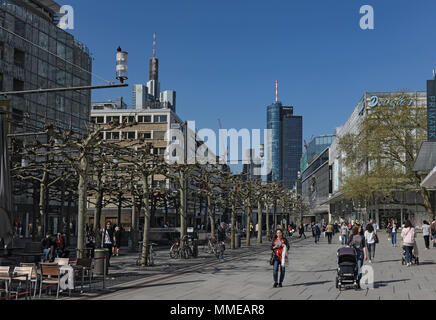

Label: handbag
[269,251,275,265]
[373,233,379,244]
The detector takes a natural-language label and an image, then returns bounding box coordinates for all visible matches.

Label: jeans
[43,248,50,261]
[391,232,397,245]
[356,248,364,278]
[341,234,347,245]
[404,245,413,263]
[367,243,376,259]
[273,257,285,284]
[314,234,320,243]
[326,232,333,244]
[424,236,430,249]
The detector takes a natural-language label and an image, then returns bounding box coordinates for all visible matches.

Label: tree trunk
[246,204,252,246]
[39,171,48,237]
[66,191,72,247]
[266,204,270,241]
[179,172,187,257]
[420,187,434,222]
[94,189,103,234]
[130,194,137,252]
[207,193,215,238]
[77,156,89,259]
[141,176,151,266]
[117,193,122,227]
[32,183,39,241]
[231,196,236,250]
[257,200,263,244]
[273,202,277,230]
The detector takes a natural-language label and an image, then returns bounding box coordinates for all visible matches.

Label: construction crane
[304,135,314,152]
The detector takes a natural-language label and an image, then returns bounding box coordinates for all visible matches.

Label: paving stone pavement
[87,231,436,300]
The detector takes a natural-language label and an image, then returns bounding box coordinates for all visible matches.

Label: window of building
[153,131,166,140]
[106,132,120,140]
[154,115,168,123]
[14,19,25,37]
[0,42,4,60]
[106,116,120,124]
[39,32,48,49]
[121,131,135,140]
[13,49,25,68]
[13,78,24,92]
[158,148,166,155]
[122,116,135,123]
[138,115,152,123]
[138,131,152,139]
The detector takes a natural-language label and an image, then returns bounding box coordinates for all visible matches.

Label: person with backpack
[364,223,377,263]
[313,223,321,244]
[271,228,289,288]
[347,226,368,288]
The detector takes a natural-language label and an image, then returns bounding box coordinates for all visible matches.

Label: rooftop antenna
[153,32,156,57]
[275,80,278,103]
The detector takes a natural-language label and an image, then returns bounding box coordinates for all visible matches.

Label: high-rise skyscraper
[267,82,302,189]
[133,33,176,111]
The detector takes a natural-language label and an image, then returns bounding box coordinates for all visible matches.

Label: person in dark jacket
[217,222,227,262]
[101,221,115,264]
[41,233,55,262]
[113,226,122,257]
[271,229,289,288]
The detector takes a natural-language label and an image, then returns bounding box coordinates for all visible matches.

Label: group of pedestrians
[41,232,68,262]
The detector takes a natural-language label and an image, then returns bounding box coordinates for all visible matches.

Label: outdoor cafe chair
[20,263,39,299]
[0,266,10,297]
[11,267,32,300]
[39,263,61,299]
[72,258,93,291]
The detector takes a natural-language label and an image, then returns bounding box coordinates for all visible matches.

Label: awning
[421,166,436,189]
[413,142,436,173]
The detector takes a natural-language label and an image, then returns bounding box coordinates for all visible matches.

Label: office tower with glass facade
[267,102,303,189]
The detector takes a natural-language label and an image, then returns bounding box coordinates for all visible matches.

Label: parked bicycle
[204,236,217,255]
[170,235,198,259]
[136,241,157,266]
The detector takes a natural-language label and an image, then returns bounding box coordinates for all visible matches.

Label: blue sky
[61,0,436,144]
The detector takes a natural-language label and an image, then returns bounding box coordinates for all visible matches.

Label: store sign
[428,80,436,141]
[368,95,415,108]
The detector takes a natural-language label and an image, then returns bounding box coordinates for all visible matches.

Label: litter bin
[94,248,109,275]
[235,233,241,248]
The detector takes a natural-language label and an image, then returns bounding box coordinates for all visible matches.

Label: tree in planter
[338,93,433,221]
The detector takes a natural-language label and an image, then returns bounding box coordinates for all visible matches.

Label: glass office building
[267,102,302,189]
[300,135,336,173]
[0,0,92,135]
[0,0,92,236]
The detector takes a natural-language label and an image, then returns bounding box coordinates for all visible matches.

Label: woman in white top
[422,221,431,250]
[364,223,377,263]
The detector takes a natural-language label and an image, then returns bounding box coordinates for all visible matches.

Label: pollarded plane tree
[117,142,168,266]
[12,136,74,238]
[44,118,135,258]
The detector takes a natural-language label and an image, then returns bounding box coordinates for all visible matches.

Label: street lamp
[116,46,128,84]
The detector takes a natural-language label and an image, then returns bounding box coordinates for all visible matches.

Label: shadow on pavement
[373,279,410,288]
[289,280,332,287]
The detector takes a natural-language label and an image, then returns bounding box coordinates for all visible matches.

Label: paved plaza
[70,232,436,300]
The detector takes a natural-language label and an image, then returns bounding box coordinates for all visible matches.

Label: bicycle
[170,240,181,259]
[136,241,157,266]
[204,236,217,255]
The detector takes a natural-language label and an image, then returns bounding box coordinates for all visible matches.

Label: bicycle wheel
[170,244,178,259]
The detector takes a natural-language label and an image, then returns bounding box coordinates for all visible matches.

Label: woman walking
[326,223,334,244]
[401,220,415,267]
[391,220,398,247]
[298,223,306,239]
[364,223,376,263]
[422,221,431,250]
[347,226,367,288]
[271,229,289,288]
[340,222,348,245]
[113,226,122,257]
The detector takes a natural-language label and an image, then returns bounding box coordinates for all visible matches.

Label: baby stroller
[336,247,359,291]
[401,242,419,265]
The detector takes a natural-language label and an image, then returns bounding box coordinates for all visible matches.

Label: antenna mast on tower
[275,80,278,103]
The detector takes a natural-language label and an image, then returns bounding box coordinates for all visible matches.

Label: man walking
[217,222,227,262]
[326,223,333,244]
[101,221,115,266]
[298,223,306,239]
